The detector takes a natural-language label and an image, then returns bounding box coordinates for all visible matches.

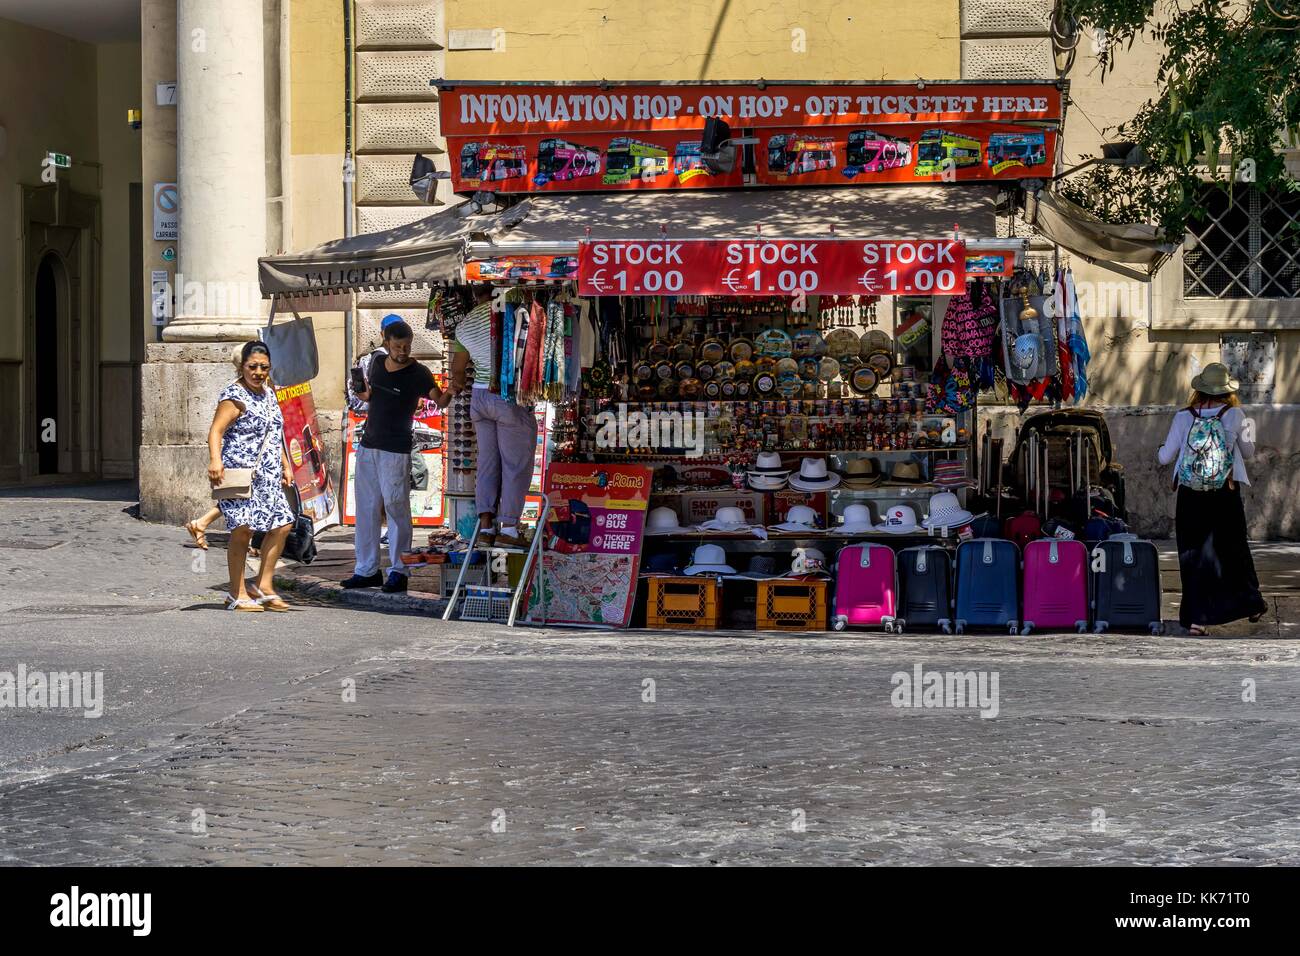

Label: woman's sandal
[185,520,209,550]
[227,597,264,612]
[247,584,290,611]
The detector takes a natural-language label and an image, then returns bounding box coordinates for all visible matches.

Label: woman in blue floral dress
[207,342,295,611]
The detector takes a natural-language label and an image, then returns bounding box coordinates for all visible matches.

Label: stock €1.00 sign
[577,238,965,297]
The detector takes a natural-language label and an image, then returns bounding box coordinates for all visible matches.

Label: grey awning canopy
[257,202,528,299]
[468,186,999,254]
[1024,187,1178,281]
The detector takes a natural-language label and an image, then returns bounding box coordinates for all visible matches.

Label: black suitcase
[898,545,953,633]
[1091,536,1162,634]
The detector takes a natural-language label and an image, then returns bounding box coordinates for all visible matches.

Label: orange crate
[645,576,722,629]
[756,580,828,631]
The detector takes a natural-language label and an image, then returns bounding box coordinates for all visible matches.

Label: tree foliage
[1060,0,1300,236]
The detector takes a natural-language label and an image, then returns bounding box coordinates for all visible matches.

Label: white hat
[836,502,877,534]
[747,473,788,491]
[770,504,821,533]
[788,457,841,492]
[921,491,974,530]
[787,547,830,577]
[746,451,790,476]
[698,505,766,538]
[683,543,736,576]
[879,504,921,534]
[645,505,695,536]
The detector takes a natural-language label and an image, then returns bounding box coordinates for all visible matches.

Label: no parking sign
[153,183,178,241]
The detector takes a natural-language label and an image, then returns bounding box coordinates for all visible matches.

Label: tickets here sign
[578,238,964,297]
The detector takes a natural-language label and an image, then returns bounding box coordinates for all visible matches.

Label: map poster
[275,380,339,531]
[524,463,653,628]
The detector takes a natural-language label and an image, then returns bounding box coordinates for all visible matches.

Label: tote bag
[263,300,319,387]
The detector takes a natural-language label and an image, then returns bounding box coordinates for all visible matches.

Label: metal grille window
[1183,186,1300,298]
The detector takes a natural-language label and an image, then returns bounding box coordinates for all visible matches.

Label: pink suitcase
[1021,538,1089,634]
[832,543,898,631]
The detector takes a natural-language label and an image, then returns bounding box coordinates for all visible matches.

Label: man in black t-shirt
[342,320,455,593]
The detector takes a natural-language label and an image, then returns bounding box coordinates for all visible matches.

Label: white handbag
[211,425,277,501]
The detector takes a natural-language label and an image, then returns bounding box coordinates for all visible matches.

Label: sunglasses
[246,363,271,371]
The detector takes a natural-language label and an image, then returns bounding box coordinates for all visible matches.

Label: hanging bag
[210,421,277,501]
[263,299,320,387]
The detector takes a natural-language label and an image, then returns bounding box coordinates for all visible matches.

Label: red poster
[340,387,447,528]
[440,82,1063,136]
[523,463,653,628]
[464,255,578,282]
[274,381,339,529]
[578,238,964,297]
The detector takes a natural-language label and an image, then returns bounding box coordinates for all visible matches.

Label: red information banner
[275,381,339,530]
[578,238,964,297]
[440,82,1063,136]
[523,463,653,628]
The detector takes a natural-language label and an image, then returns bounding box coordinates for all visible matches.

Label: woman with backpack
[1158,363,1267,634]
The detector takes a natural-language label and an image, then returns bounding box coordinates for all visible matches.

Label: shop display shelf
[645,576,723,630]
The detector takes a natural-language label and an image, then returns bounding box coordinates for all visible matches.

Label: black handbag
[252,488,317,564]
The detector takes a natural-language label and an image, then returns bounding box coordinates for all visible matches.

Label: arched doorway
[34,254,61,474]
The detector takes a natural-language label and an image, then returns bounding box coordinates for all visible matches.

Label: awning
[467,186,1000,256]
[1023,187,1178,281]
[257,202,529,300]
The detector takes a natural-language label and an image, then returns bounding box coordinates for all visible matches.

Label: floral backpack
[1176,406,1234,491]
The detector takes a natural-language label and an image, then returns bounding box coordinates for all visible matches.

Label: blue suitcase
[898,545,953,633]
[955,538,1020,634]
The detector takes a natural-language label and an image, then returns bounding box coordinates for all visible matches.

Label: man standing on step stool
[342,319,455,593]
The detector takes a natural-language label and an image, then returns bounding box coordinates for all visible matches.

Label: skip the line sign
[577,238,964,296]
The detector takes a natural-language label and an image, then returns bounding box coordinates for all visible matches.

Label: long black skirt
[1175,483,1268,627]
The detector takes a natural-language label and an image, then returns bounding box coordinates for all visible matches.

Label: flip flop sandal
[228,599,264,612]
[257,594,292,612]
[185,520,209,550]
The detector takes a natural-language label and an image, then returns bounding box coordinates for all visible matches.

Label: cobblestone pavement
[1,484,1298,865]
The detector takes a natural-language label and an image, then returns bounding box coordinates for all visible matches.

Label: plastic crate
[461,585,512,623]
[757,579,828,632]
[645,576,721,630]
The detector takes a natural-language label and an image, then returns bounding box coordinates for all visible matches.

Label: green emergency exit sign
[48,152,71,168]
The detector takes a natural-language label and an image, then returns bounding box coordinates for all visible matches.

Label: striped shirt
[452,302,493,386]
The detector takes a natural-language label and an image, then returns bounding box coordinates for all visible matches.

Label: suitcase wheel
[1150,621,1164,635]
[1093,621,1106,634]
[1075,620,1087,634]
[1016,621,1028,635]
[895,621,905,634]
[884,622,893,633]
[939,619,952,635]
[833,616,847,632]
[955,620,966,635]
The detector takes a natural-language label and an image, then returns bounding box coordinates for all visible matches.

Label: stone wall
[981,405,1300,540]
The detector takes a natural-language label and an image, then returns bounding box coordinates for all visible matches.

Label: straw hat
[1190,361,1240,395]
[839,458,883,488]
[886,461,927,484]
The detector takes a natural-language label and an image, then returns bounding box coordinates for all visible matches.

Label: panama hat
[886,460,927,485]
[683,543,736,576]
[921,491,974,530]
[836,502,877,534]
[1190,361,1240,395]
[645,506,695,536]
[839,458,883,488]
[788,457,841,491]
[747,451,791,475]
[770,504,822,533]
[879,504,921,534]
[748,473,788,491]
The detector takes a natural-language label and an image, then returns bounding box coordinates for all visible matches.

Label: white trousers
[354,445,412,577]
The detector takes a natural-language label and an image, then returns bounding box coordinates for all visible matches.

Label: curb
[274,567,449,616]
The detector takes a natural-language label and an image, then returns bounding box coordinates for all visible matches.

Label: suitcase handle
[983,540,994,564]
[860,547,872,568]
[1122,540,1134,565]
[916,550,927,573]
[1049,540,1059,564]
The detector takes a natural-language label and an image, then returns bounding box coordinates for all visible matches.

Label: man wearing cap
[347,313,404,413]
